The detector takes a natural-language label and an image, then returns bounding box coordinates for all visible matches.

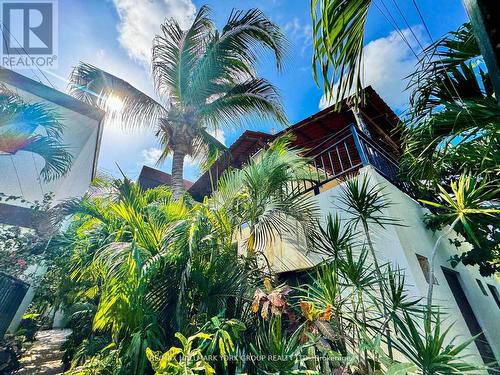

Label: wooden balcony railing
[289,124,407,195]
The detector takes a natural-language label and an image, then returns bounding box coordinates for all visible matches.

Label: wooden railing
[290,124,406,195]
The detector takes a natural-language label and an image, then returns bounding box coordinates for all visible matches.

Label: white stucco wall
[1,70,103,334]
[0,81,101,205]
[257,166,500,366]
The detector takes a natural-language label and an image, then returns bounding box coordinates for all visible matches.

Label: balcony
[289,124,407,195]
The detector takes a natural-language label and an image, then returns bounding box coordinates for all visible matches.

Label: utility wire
[373,0,419,58]
[411,0,433,41]
[390,0,426,51]
[372,0,480,130]
[9,155,25,197]
[0,19,57,89]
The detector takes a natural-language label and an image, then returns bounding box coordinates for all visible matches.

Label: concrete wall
[253,166,500,366]
[0,71,103,334]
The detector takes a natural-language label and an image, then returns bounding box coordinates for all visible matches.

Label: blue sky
[20,0,468,182]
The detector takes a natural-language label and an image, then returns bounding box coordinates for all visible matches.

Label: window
[476,279,488,296]
[487,284,500,310]
[416,254,438,284]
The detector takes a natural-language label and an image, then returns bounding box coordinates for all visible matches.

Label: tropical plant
[401,22,499,185]
[40,139,321,374]
[393,311,481,374]
[337,174,401,358]
[69,6,288,199]
[0,84,73,181]
[311,0,372,108]
[419,175,499,307]
[146,332,215,375]
[311,213,353,259]
[212,135,320,254]
[249,315,316,374]
[0,192,62,281]
[252,280,291,320]
[299,208,482,375]
[198,316,246,372]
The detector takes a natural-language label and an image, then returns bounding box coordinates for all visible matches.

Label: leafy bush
[146,333,215,375]
[16,313,40,342]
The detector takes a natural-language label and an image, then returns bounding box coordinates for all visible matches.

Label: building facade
[0,68,104,334]
[188,86,500,367]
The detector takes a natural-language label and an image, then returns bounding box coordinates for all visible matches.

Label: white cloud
[112,0,196,65]
[283,18,312,55]
[209,129,226,146]
[141,147,163,166]
[319,26,425,111]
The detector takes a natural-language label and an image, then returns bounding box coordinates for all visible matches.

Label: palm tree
[69,6,288,199]
[211,135,320,255]
[401,23,499,184]
[0,84,73,181]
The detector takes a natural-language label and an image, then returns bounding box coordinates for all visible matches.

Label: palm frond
[22,135,73,181]
[153,5,213,105]
[408,23,487,120]
[190,128,227,173]
[311,0,371,109]
[0,84,64,138]
[198,77,288,128]
[186,8,287,106]
[69,62,167,130]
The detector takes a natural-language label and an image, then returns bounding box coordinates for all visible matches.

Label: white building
[0,67,104,334]
[188,87,500,368]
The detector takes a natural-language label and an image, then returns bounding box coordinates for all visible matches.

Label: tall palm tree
[0,84,73,181]
[69,6,288,199]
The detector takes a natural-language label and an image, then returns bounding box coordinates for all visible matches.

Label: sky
[13,0,469,182]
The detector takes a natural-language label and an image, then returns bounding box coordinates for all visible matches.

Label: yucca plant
[311,213,353,259]
[419,175,499,308]
[337,174,402,358]
[70,6,288,199]
[393,311,481,375]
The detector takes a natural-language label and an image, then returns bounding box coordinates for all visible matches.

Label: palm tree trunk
[362,221,394,360]
[426,217,460,313]
[171,148,186,200]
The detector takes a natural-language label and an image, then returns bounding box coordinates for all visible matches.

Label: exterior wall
[0,82,102,205]
[256,166,500,366]
[0,69,104,334]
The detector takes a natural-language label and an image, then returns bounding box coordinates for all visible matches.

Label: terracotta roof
[138,165,193,191]
[188,86,401,200]
[188,130,274,200]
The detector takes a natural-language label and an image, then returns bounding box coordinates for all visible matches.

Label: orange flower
[320,304,332,321]
[300,301,313,321]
